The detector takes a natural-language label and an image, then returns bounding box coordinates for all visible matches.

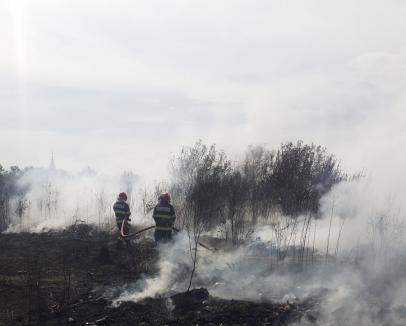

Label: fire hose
[120,220,155,238]
[172,227,217,252]
[120,220,217,251]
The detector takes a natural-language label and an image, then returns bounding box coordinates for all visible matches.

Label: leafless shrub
[224,169,250,245]
[242,145,274,225]
[167,140,346,268]
[94,188,110,229]
[270,141,345,217]
[121,171,139,213]
[38,181,59,220]
[0,165,28,231]
[367,209,406,263]
[170,141,230,289]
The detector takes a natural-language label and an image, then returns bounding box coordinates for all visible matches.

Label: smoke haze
[108,175,406,324]
[1,1,406,324]
[5,168,151,232]
[1,0,405,180]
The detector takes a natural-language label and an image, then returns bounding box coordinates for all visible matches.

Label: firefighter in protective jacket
[152,192,176,243]
[113,192,131,237]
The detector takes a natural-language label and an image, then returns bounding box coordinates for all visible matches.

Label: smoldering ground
[3,153,406,325]
[109,176,406,325]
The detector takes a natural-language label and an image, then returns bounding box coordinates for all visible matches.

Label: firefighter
[113,192,131,245]
[152,192,176,243]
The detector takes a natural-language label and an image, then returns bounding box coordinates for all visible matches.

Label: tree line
[169,140,346,246]
[0,165,30,232]
[0,140,346,240]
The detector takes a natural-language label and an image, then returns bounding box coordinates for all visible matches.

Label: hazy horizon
[1,0,405,181]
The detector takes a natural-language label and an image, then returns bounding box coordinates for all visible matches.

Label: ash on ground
[0,226,321,325]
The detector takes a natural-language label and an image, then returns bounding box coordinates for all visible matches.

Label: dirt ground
[0,225,319,325]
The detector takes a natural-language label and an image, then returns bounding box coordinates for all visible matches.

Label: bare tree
[0,165,28,231]
[242,145,274,225]
[38,181,59,220]
[95,188,109,229]
[121,171,139,213]
[169,141,230,290]
[270,141,345,217]
[224,169,249,245]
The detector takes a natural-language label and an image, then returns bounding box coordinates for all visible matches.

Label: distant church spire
[49,152,56,170]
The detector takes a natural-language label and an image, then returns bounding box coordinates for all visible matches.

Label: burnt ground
[0,225,321,325]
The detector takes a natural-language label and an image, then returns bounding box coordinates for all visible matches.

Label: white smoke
[114,232,191,305]
[5,167,155,232]
[112,175,406,325]
[4,159,406,324]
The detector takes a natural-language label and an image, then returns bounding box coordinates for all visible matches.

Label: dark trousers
[154,229,172,243]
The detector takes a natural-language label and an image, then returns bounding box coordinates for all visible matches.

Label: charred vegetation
[1,141,373,325]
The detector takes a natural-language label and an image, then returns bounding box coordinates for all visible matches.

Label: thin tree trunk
[312,219,317,264]
[187,235,199,292]
[334,218,346,258]
[326,200,335,261]
[305,215,312,264]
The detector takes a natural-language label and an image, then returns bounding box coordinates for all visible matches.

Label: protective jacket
[152,201,176,241]
[113,200,131,222]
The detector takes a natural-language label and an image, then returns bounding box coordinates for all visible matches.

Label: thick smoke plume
[112,175,406,325]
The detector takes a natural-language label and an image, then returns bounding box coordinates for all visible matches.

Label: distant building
[49,152,56,170]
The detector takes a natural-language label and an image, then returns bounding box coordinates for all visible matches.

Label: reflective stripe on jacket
[152,201,176,231]
[113,200,131,221]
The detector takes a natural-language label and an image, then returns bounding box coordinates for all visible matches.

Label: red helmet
[159,192,171,202]
[118,192,127,201]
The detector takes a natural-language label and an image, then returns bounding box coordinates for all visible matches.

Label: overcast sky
[1,0,406,179]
